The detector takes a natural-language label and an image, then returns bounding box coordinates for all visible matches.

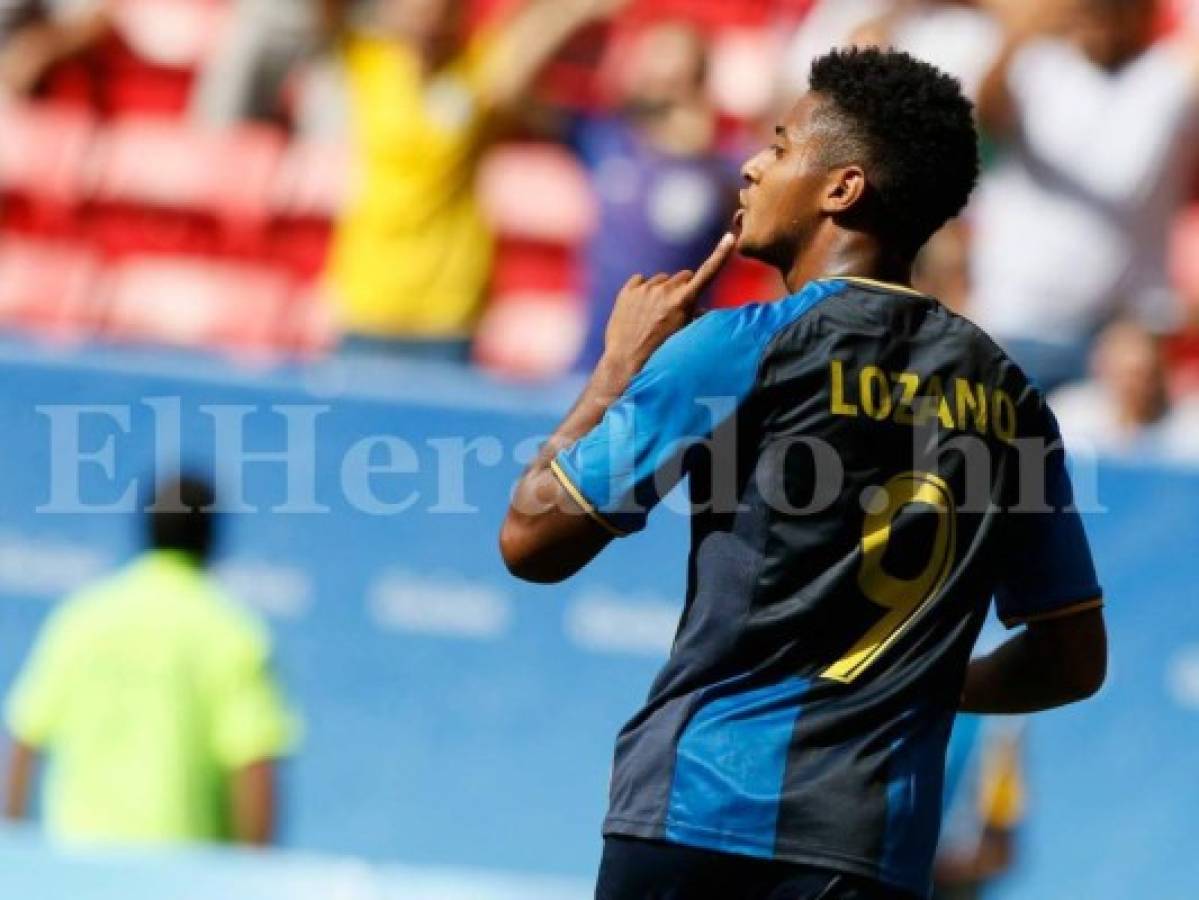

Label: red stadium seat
[88,119,284,258]
[269,140,354,280]
[0,101,95,237]
[490,239,579,297]
[473,290,586,380]
[478,144,597,244]
[98,0,232,118]
[101,255,292,356]
[0,239,102,342]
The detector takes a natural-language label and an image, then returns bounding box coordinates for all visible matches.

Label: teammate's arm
[960,606,1107,713]
[500,235,736,584]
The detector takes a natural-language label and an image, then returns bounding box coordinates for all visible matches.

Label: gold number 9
[823,471,957,683]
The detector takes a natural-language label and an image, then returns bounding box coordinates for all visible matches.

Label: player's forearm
[232,760,276,846]
[501,356,633,582]
[960,608,1107,713]
[3,741,37,821]
[502,237,735,583]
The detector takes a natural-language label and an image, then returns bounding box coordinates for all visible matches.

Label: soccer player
[4,476,296,846]
[501,48,1107,900]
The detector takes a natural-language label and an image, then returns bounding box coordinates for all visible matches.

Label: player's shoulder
[934,304,1062,439]
[649,282,844,388]
[689,279,848,350]
[195,580,271,653]
[33,563,143,653]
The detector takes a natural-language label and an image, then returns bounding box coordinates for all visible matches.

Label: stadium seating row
[0,101,607,371]
[0,104,348,274]
[0,240,331,358]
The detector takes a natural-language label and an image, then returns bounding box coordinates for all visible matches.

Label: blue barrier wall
[0,342,1195,897]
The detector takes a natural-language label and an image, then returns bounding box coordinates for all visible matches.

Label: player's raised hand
[601,232,737,378]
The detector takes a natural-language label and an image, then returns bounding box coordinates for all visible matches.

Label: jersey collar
[818,276,926,298]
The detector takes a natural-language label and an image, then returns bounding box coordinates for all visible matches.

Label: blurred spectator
[934,715,1025,900]
[782,1,1000,101]
[3,476,297,846]
[970,0,1199,391]
[190,0,329,132]
[572,20,736,370]
[1051,319,1199,463]
[0,0,112,96]
[322,0,626,363]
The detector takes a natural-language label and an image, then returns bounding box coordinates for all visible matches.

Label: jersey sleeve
[552,307,775,536]
[210,617,299,770]
[993,402,1103,628]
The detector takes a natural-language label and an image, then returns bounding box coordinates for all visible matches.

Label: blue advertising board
[0,340,1195,898]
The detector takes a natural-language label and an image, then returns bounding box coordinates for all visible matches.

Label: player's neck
[782,229,912,295]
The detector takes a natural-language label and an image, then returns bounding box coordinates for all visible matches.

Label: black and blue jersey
[551,277,1101,897]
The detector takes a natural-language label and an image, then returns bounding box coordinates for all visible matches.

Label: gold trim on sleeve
[1002,598,1104,628]
[549,458,628,538]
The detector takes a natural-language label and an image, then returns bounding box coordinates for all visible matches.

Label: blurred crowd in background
[0,0,1196,464]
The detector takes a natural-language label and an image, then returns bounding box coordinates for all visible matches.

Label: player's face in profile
[736,94,837,270]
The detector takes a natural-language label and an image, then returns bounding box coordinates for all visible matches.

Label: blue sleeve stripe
[549,457,628,538]
[999,596,1103,629]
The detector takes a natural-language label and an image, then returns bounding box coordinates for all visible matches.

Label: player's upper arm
[1023,604,1107,702]
[551,307,774,538]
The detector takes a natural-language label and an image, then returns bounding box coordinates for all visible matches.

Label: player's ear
[821,165,867,215]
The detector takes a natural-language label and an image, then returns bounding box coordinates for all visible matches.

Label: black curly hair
[808,47,979,257]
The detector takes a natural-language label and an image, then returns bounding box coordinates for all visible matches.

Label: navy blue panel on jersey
[556,278,1103,899]
[552,280,847,535]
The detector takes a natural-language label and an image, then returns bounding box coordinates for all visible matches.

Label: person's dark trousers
[596,836,922,900]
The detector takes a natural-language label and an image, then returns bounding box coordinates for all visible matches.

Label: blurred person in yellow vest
[3,476,298,846]
[320,0,628,362]
[933,716,1026,900]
